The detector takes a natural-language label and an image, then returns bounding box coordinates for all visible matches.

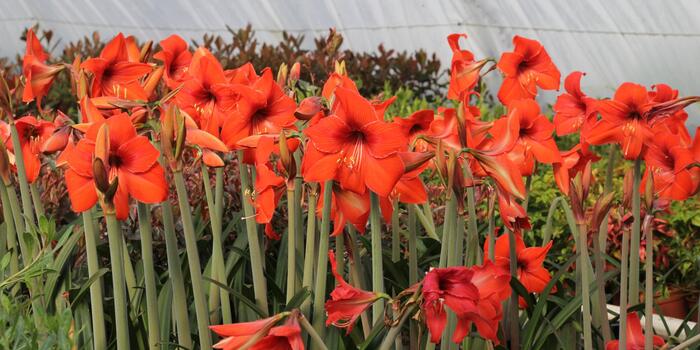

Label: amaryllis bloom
[64,114,167,219]
[458,261,511,343]
[491,99,561,176]
[587,82,654,160]
[220,68,296,154]
[175,48,243,137]
[210,312,304,350]
[422,266,479,343]
[379,152,433,223]
[302,87,408,196]
[495,187,531,233]
[485,232,553,307]
[446,34,485,100]
[321,71,358,102]
[553,143,600,195]
[81,33,153,100]
[497,35,561,105]
[9,116,56,183]
[317,181,370,236]
[393,109,434,152]
[153,34,192,89]
[325,250,384,333]
[22,29,63,109]
[643,130,698,201]
[553,71,597,137]
[605,313,665,350]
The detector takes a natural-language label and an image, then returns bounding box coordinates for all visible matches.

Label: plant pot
[684,292,699,321]
[654,288,689,320]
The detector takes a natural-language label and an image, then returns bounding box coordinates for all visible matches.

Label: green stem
[464,165,479,267]
[644,216,654,350]
[173,171,212,348]
[671,333,700,350]
[507,228,519,350]
[29,182,44,220]
[161,197,193,348]
[407,205,418,350]
[105,213,130,350]
[412,204,438,241]
[81,210,106,350]
[487,194,496,261]
[379,305,416,350]
[346,227,371,338]
[391,200,400,262]
[300,187,318,317]
[9,123,36,228]
[596,146,617,344]
[335,228,345,277]
[137,203,161,350]
[629,158,642,306]
[311,180,333,340]
[0,183,19,285]
[438,197,456,268]
[237,151,269,315]
[619,223,631,350]
[369,191,385,324]
[299,315,329,350]
[578,223,593,350]
[214,167,231,323]
[286,188,297,302]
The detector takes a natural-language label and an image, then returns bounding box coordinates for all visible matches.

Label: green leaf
[284,287,311,311]
[203,276,266,318]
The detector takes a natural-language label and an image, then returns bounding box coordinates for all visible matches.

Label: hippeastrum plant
[5,26,700,350]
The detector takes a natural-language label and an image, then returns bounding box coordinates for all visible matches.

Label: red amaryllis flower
[587,82,654,160]
[605,313,665,350]
[220,68,296,153]
[22,29,63,110]
[321,71,358,102]
[325,250,384,333]
[643,130,698,201]
[153,34,192,89]
[64,114,167,219]
[553,71,597,137]
[497,35,560,105]
[458,261,511,343]
[9,116,56,183]
[446,34,485,100]
[302,87,408,196]
[422,266,479,343]
[553,143,600,195]
[495,187,531,233]
[491,99,561,176]
[394,109,434,152]
[379,152,433,223]
[210,312,304,350]
[81,33,153,100]
[485,232,552,307]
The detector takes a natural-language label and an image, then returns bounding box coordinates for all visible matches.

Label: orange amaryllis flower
[497,35,560,105]
[318,181,370,236]
[586,82,654,160]
[64,114,167,219]
[220,68,296,152]
[491,99,561,176]
[553,143,600,195]
[553,71,597,137]
[175,48,244,137]
[379,152,433,223]
[10,116,56,183]
[325,250,385,334]
[485,232,552,307]
[153,34,192,89]
[605,313,665,350]
[302,87,408,196]
[22,29,63,110]
[81,33,153,100]
[210,312,304,350]
[446,34,486,100]
[643,130,698,201]
[393,109,434,152]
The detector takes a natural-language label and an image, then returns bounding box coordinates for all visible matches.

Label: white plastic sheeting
[2,0,700,116]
